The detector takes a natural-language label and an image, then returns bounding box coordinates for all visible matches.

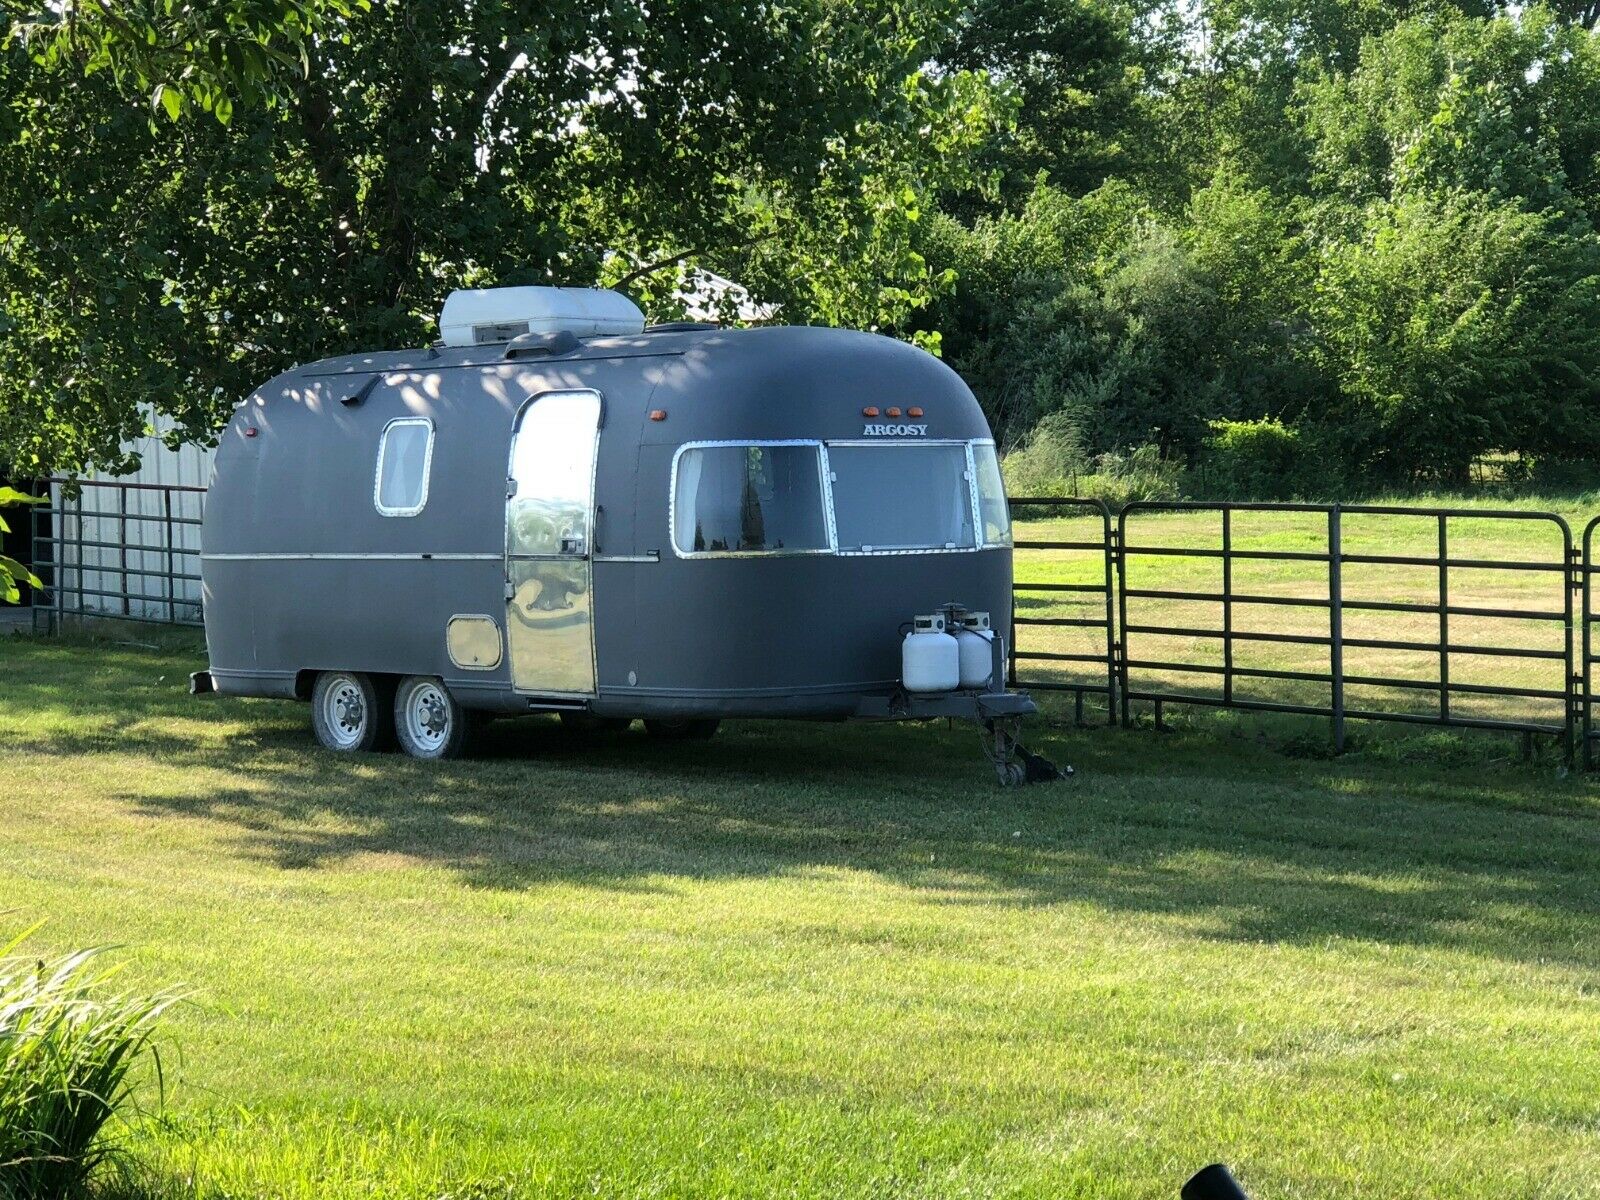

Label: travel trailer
[192,287,1062,783]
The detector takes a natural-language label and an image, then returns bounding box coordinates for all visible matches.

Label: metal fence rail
[1012,498,1581,760]
[30,478,206,631]
[1007,497,1118,724]
[1582,516,1600,768]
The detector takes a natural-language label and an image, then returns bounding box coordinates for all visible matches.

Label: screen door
[505,389,601,694]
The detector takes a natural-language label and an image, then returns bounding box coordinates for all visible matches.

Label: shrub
[0,929,182,1200]
[1002,417,1183,508]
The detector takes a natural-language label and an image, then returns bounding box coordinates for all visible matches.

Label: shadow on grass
[7,634,1600,974]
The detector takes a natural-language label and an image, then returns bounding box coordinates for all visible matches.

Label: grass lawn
[4,600,1600,1198]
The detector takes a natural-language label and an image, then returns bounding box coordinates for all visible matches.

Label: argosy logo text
[862,423,929,437]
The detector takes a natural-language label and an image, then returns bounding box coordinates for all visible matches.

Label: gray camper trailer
[192,288,1061,783]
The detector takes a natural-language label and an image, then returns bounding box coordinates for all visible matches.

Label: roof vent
[438,286,645,348]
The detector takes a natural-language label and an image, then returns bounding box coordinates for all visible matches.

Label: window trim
[374,416,435,517]
[970,438,1013,549]
[824,438,983,556]
[669,440,834,559]
[667,437,1012,560]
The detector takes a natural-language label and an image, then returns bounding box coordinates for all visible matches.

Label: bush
[1002,417,1183,508]
[0,930,182,1200]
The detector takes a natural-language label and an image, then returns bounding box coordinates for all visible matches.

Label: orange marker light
[862,407,880,418]
[886,407,902,418]
[649,409,668,421]
[908,406,924,418]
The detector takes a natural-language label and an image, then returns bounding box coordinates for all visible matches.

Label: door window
[507,391,602,557]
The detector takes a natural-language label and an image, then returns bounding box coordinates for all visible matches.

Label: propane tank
[953,622,994,690]
[902,614,960,693]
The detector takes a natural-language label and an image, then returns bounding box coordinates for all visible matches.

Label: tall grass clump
[0,928,181,1199]
[1003,414,1183,509]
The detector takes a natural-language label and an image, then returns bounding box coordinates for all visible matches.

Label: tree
[1311,191,1600,482]
[935,0,1159,209]
[1295,5,1600,223]
[6,0,367,123]
[0,0,997,476]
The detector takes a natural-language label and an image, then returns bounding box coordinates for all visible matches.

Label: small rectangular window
[375,418,434,516]
[828,443,976,552]
[672,443,829,555]
[972,442,1012,547]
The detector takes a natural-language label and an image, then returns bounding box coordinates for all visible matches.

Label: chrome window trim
[970,438,1013,549]
[373,416,435,517]
[668,440,834,559]
[668,437,1008,561]
[825,439,982,555]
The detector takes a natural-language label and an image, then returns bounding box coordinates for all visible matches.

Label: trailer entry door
[505,389,602,695]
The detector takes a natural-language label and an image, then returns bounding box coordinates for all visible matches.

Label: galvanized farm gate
[1012,498,1587,761]
[28,478,206,631]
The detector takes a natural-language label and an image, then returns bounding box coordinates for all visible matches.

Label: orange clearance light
[862,406,880,418]
[649,409,668,421]
[908,406,924,418]
[886,407,902,418]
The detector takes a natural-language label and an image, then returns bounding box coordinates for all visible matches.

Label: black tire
[393,675,475,760]
[310,671,394,753]
[643,717,720,741]
[559,712,633,734]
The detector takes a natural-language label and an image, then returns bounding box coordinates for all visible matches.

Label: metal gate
[1012,499,1582,760]
[1007,497,1118,725]
[29,478,206,631]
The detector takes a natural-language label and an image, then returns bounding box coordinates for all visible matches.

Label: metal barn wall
[55,411,214,620]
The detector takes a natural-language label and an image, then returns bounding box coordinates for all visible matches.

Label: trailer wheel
[311,671,394,753]
[394,675,474,760]
[643,718,720,741]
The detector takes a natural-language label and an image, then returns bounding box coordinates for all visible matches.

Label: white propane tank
[902,614,961,694]
[954,625,994,690]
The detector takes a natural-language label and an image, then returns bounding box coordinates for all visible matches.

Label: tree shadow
[111,707,1600,976]
[8,634,1600,976]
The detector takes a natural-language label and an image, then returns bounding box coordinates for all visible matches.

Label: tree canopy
[3,0,1600,492]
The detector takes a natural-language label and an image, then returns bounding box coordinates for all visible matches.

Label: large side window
[672,443,830,555]
[828,443,976,552]
[374,417,434,516]
[972,441,1012,547]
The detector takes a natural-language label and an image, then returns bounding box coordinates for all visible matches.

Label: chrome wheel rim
[321,676,367,749]
[403,681,451,753]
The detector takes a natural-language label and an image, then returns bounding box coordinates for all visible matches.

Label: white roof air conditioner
[438,286,646,347]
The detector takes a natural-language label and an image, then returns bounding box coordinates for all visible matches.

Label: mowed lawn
[4,616,1600,1198]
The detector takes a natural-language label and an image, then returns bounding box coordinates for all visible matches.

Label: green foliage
[1002,413,1182,505]
[8,0,369,124]
[1311,191,1600,482]
[0,486,42,604]
[1200,416,1345,499]
[0,927,182,1199]
[0,0,998,476]
[5,0,1600,496]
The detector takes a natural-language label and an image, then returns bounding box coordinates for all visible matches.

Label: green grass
[3,619,1600,1199]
